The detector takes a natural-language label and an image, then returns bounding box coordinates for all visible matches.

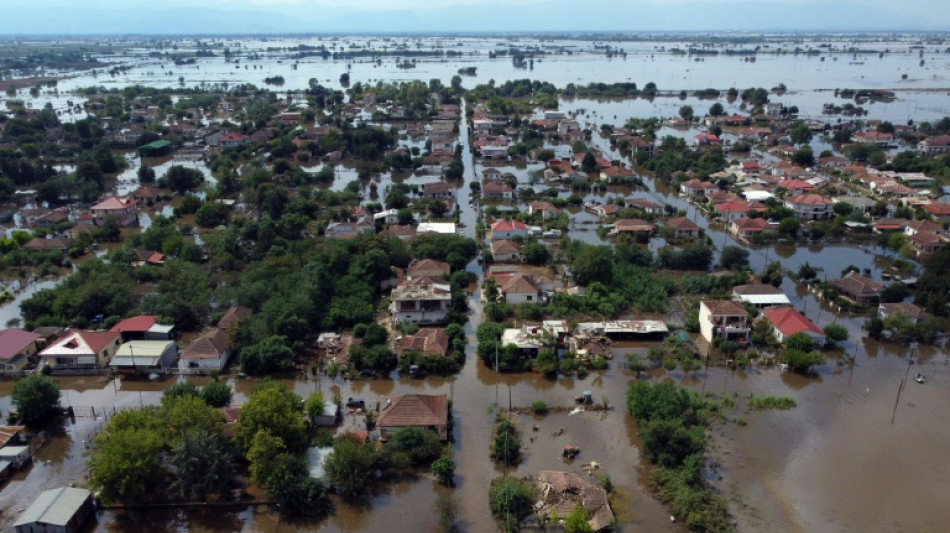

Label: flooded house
[390,279,453,324]
[761,307,827,346]
[38,330,122,371]
[664,217,700,239]
[536,471,614,532]
[830,272,883,305]
[878,302,928,324]
[699,300,750,345]
[0,329,41,374]
[490,239,524,263]
[90,196,138,226]
[377,394,449,441]
[394,328,450,359]
[732,284,792,309]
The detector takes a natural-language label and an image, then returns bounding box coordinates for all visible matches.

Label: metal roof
[14,487,91,527]
[737,294,792,305]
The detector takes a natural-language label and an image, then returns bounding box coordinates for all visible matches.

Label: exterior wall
[390,300,451,325]
[178,350,230,374]
[699,305,715,344]
[503,291,538,305]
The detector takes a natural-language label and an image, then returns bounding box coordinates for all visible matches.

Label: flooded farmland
[2,34,950,533]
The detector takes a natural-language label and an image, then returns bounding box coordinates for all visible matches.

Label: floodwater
[2,36,950,532]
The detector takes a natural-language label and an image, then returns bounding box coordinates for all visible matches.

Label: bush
[823,324,848,342]
[530,400,548,415]
[432,455,456,486]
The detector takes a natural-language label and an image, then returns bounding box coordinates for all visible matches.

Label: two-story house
[784,194,833,220]
[699,301,750,345]
[390,279,453,325]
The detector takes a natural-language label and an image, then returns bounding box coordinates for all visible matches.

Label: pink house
[91,197,138,226]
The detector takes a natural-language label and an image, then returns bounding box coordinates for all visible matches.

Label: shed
[14,487,95,533]
[0,445,33,469]
[138,140,173,157]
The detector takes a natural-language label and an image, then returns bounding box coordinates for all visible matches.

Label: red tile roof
[490,219,528,232]
[218,307,252,329]
[109,315,158,333]
[395,328,450,358]
[181,328,228,359]
[762,307,824,338]
[378,394,448,429]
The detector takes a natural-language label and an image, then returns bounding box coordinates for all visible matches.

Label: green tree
[565,505,595,533]
[778,217,800,237]
[169,427,234,501]
[581,151,599,173]
[784,349,825,372]
[915,244,950,315]
[488,477,534,532]
[324,437,376,499]
[247,430,288,485]
[522,240,551,265]
[11,375,61,426]
[160,165,205,194]
[163,380,200,401]
[138,164,156,184]
[791,145,815,168]
[384,426,443,467]
[240,335,295,375]
[200,380,233,408]
[719,246,749,271]
[679,105,694,121]
[708,103,725,116]
[432,455,456,486]
[570,245,613,286]
[305,390,326,424]
[789,120,813,144]
[234,382,307,454]
[88,411,165,503]
[786,332,815,352]
[490,419,521,466]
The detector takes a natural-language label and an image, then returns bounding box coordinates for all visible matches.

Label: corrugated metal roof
[738,294,792,305]
[14,487,91,527]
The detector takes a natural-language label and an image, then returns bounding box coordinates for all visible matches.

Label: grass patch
[747,395,797,411]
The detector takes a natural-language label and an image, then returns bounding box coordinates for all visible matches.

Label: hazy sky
[182,0,949,13]
[10,0,949,33]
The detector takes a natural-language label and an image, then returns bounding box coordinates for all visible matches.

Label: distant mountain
[1,1,944,34]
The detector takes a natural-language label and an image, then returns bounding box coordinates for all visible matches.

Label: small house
[0,329,41,374]
[377,394,449,441]
[665,217,700,238]
[762,307,826,346]
[39,330,121,370]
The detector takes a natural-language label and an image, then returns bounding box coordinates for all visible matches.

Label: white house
[699,301,750,345]
[489,220,528,240]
